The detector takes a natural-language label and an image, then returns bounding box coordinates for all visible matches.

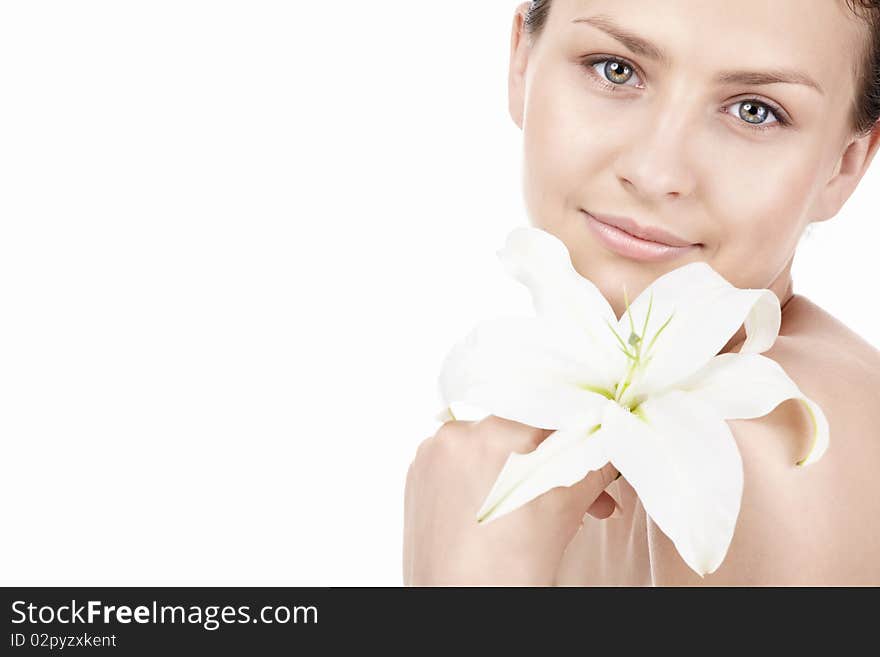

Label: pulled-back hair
[523,0,880,137]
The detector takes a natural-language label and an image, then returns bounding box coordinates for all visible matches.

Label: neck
[720,261,795,355]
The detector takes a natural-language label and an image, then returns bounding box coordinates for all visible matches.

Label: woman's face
[509,0,880,320]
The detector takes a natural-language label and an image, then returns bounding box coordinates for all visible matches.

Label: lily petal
[497,226,627,385]
[619,262,781,404]
[676,352,830,466]
[434,405,456,423]
[477,422,610,523]
[438,315,617,430]
[602,390,744,576]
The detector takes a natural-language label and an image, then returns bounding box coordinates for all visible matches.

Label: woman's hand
[403,415,619,586]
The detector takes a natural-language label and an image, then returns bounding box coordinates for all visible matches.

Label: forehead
[548,0,867,100]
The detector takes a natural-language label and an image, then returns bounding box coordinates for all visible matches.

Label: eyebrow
[571,15,825,95]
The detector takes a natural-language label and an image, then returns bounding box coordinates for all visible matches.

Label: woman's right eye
[585,56,644,90]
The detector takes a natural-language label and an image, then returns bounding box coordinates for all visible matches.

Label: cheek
[707,149,819,287]
[522,80,574,195]
[521,68,614,214]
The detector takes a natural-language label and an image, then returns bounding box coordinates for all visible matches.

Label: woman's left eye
[726,99,788,130]
[583,56,791,131]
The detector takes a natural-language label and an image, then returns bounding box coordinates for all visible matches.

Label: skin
[403,417,620,585]
[404,0,880,585]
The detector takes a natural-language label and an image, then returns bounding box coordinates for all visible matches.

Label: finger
[551,466,608,523]
[584,491,617,519]
[590,463,623,519]
[561,461,621,520]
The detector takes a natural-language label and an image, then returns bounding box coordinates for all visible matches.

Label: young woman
[403,0,880,585]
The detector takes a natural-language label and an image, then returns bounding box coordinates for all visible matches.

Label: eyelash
[581,55,792,133]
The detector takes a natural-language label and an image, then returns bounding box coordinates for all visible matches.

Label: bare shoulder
[772,294,880,387]
[761,294,880,453]
[650,294,880,585]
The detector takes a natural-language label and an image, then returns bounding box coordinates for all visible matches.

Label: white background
[0,1,877,586]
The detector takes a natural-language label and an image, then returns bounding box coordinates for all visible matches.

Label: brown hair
[523,0,880,137]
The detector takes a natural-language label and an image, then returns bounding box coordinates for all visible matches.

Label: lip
[583,210,701,262]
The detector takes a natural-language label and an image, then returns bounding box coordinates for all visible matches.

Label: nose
[613,99,698,201]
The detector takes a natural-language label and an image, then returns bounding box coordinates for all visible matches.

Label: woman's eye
[584,56,790,131]
[726,100,786,130]
[589,58,642,88]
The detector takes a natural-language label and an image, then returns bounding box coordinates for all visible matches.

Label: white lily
[437,226,829,577]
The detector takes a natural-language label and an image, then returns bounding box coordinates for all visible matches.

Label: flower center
[603,287,674,411]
